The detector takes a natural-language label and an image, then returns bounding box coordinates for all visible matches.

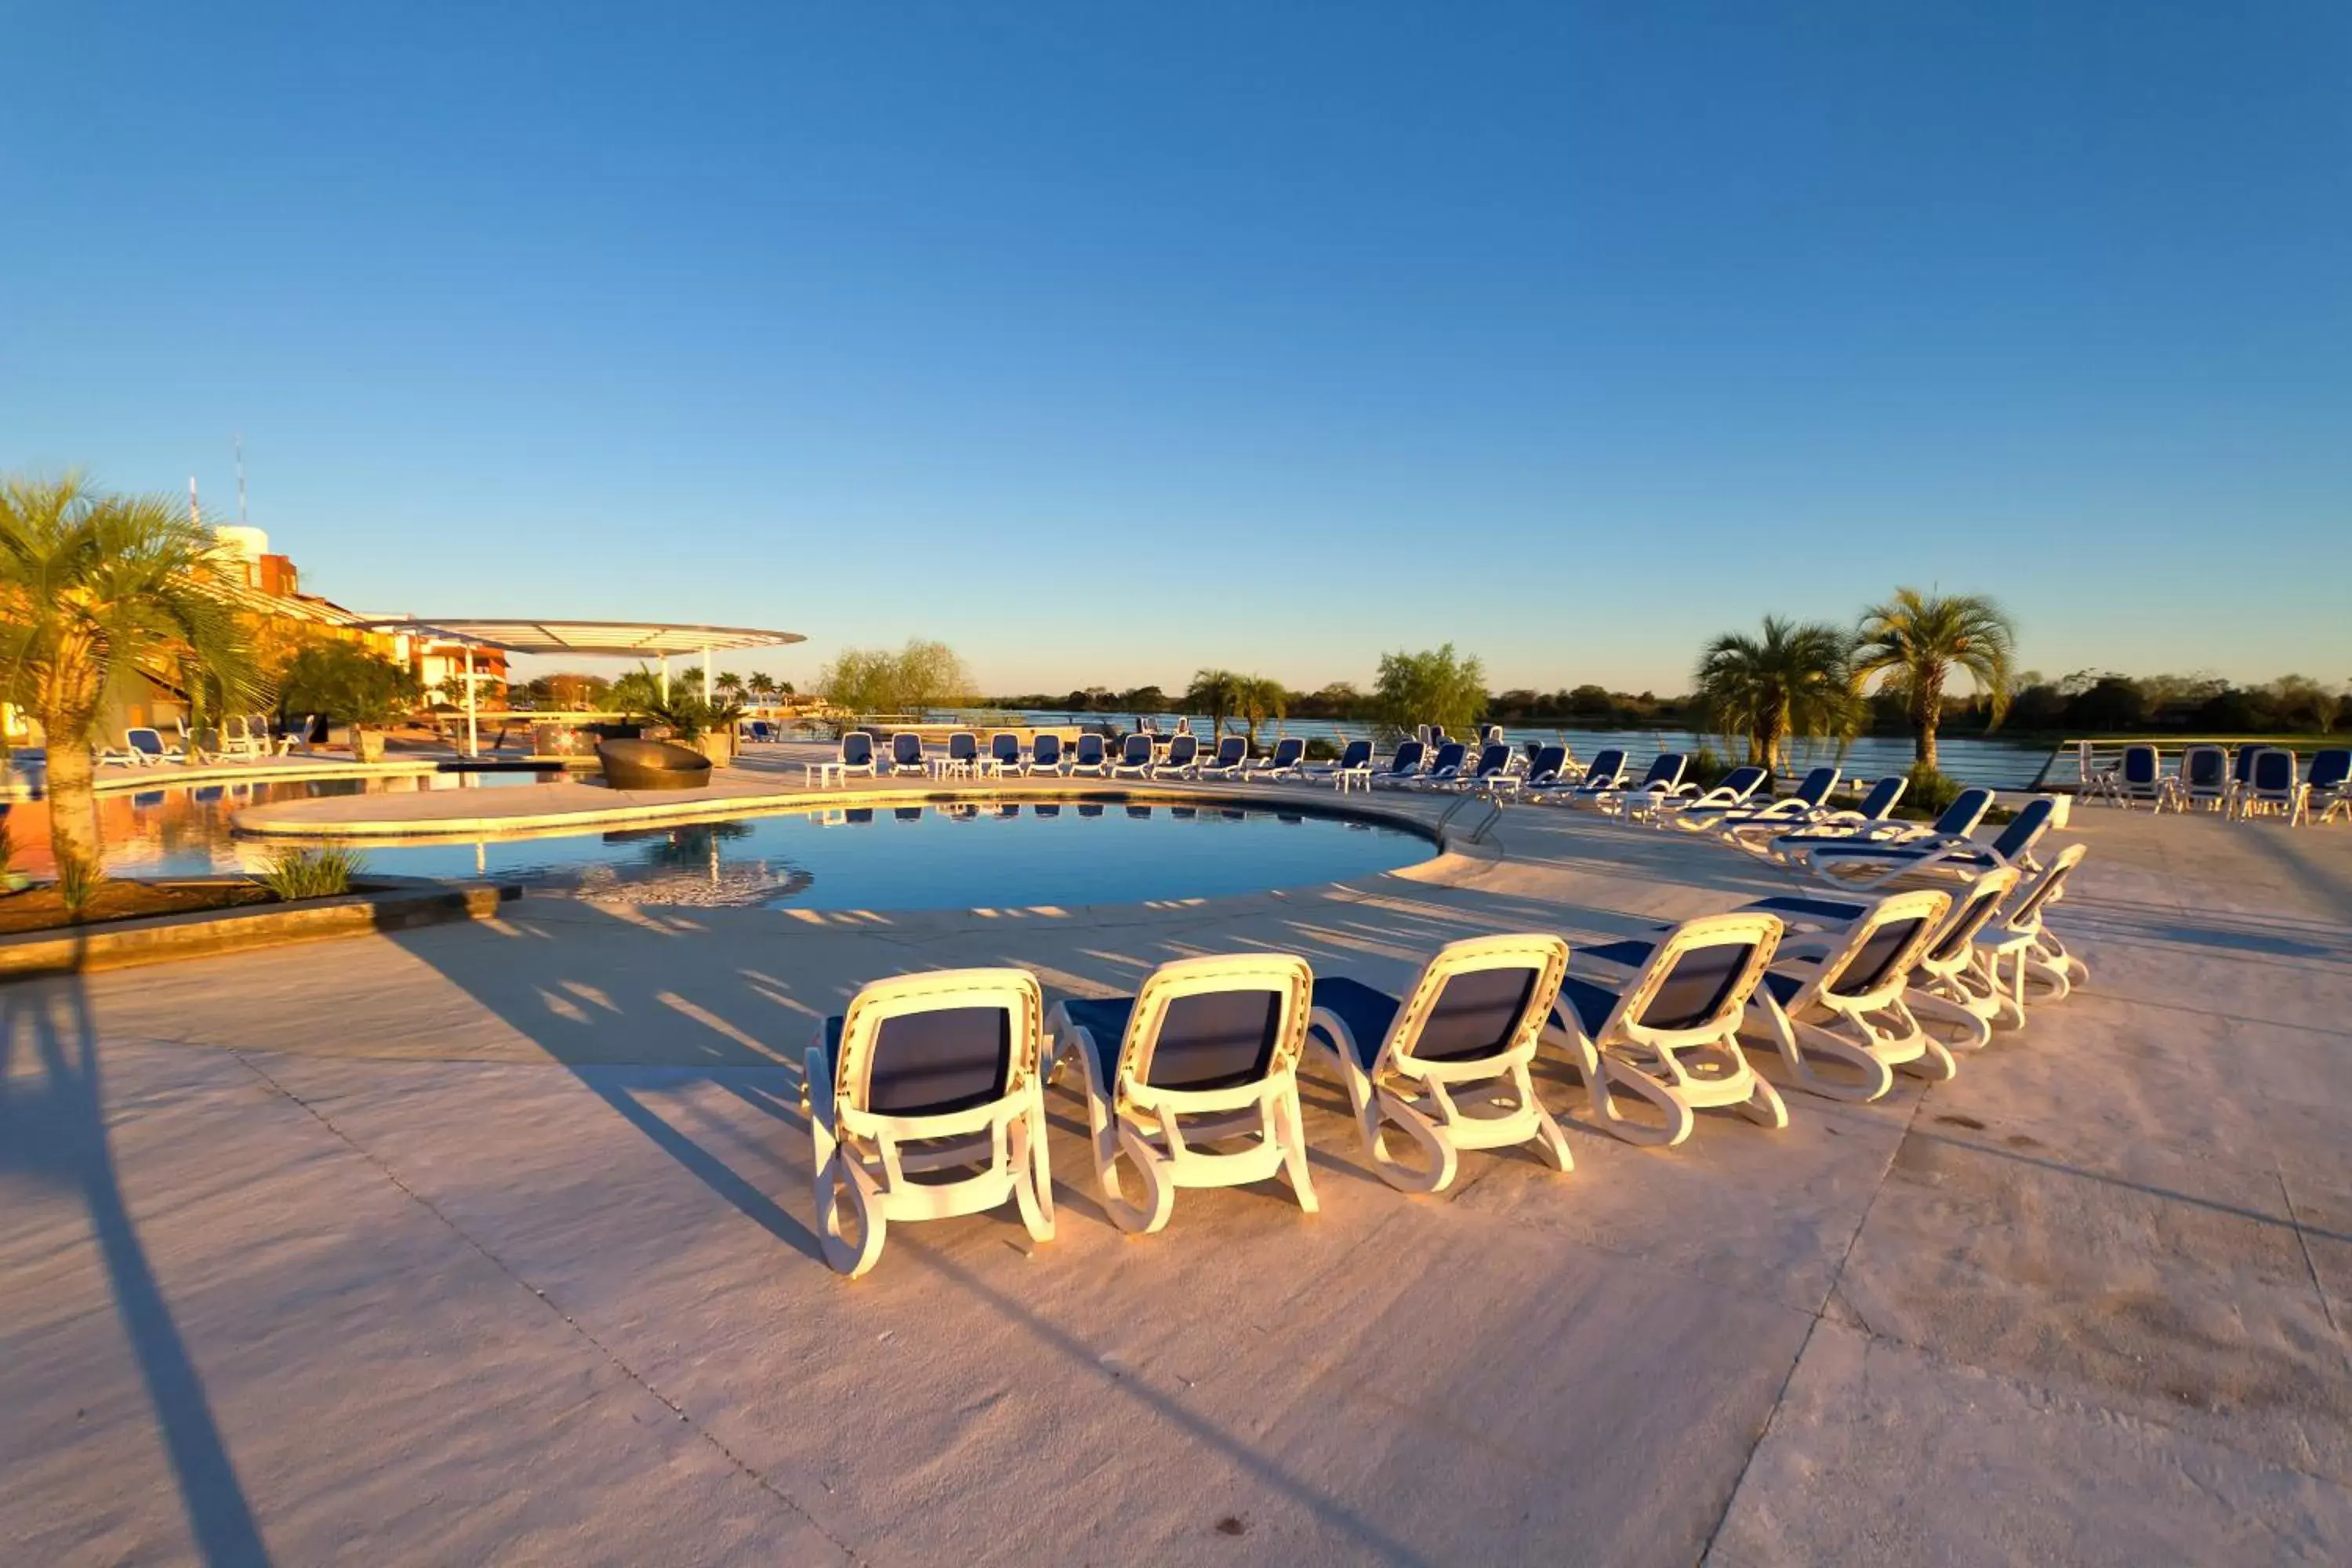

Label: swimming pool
[13,780,1435,911]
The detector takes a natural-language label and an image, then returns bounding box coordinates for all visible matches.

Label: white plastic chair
[1971,845,2090,1027]
[1543,913,1788,1148]
[1308,934,1574,1192]
[1051,953,1319,1234]
[804,968,1054,1278]
[1746,869,2021,1056]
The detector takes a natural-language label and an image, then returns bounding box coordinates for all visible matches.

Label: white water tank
[213,524,270,562]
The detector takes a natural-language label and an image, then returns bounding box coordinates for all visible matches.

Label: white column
[463,644,479,758]
[659,656,670,699]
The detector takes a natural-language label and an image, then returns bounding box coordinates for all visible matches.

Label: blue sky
[4,2,2347,695]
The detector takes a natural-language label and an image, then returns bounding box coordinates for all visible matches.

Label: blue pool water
[70,781,1433,910]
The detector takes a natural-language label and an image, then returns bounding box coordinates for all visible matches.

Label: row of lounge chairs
[807,840,2089,1276]
[2090,742,2349,825]
[98,714,316,767]
[832,729,1378,786]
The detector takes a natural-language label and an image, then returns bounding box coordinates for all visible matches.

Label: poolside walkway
[4,803,2350,1563]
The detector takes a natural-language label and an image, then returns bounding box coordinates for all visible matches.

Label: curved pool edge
[225,775,1504,923]
[230,775,1477,851]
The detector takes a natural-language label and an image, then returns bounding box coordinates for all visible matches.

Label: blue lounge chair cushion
[1064,990,1283,1091]
[820,1006,1010,1116]
[1308,976,1399,1069]
[1552,942,1757,1035]
[1416,967,1539,1061]
[1745,895,1868,923]
[1312,969,1538,1066]
[1551,977,1619,1038]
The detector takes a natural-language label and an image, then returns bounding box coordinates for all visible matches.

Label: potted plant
[276,641,420,763]
[606,671,744,768]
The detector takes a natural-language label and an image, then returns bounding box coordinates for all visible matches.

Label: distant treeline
[990,682,1703,728]
[992,670,2347,738]
[1875,670,2345,738]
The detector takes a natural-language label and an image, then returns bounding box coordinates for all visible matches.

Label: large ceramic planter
[596,738,713,791]
[351,728,387,763]
[691,731,735,768]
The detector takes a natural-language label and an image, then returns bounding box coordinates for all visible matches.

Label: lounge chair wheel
[815,1159,888,1279]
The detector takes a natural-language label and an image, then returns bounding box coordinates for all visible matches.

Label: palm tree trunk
[42,727,105,886]
[1915,683,1944,770]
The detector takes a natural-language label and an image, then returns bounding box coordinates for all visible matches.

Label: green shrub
[1684,746,1733,792]
[1904,764,1965,817]
[1303,737,1344,761]
[56,856,105,920]
[258,844,367,902]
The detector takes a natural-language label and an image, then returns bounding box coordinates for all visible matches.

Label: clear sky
[4,2,2347,695]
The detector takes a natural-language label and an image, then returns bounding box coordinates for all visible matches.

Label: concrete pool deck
[4,800,2350,1563]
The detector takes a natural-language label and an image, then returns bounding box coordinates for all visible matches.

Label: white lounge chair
[838,731,878,779]
[1030,733,1067,775]
[990,733,1025,776]
[1410,741,1470,790]
[1370,740,1427,789]
[1152,733,1201,780]
[1777,785,1993,873]
[1305,738,1374,789]
[1500,743,1571,802]
[2172,744,2230,813]
[887,733,927,775]
[1744,868,2021,1056]
[1797,795,2054,890]
[1308,934,1574,1193]
[946,731,997,779]
[804,968,1054,1278]
[1240,735,1306,782]
[1971,845,2090,1026]
[1051,953,1319,1233]
[2307,749,2350,824]
[1578,889,1956,1102]
[2238,748,2304,823]
[1548,746,1628,808]
[1067,733,1108,777]
[1541,912,1788,1148]
[1653,764,1768,825]
[1751,775,1912,858]
[1710,765,1846,844]
[1196,735,1250,781]
[1459,743,1515,794]
[2223,746,2264,818]
[1109,733,1156,780]
[2114,743,2164,809]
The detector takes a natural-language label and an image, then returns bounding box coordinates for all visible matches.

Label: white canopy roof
[359,618,804,656]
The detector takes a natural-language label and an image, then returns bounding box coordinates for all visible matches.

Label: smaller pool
[29,782,1436,911]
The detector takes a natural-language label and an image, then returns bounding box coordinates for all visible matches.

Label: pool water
[14,781,1433,911]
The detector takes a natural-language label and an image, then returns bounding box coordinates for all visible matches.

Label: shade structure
[357,618,803,657]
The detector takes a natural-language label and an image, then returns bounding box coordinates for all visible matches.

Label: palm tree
[1692,615,1859,774]
[1185,668,1243,739]
[746,672,778,705]
[1851,588,2017,770]
[0,474,259,887]
[1235,675,1288,750]
[714,670,746,702]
